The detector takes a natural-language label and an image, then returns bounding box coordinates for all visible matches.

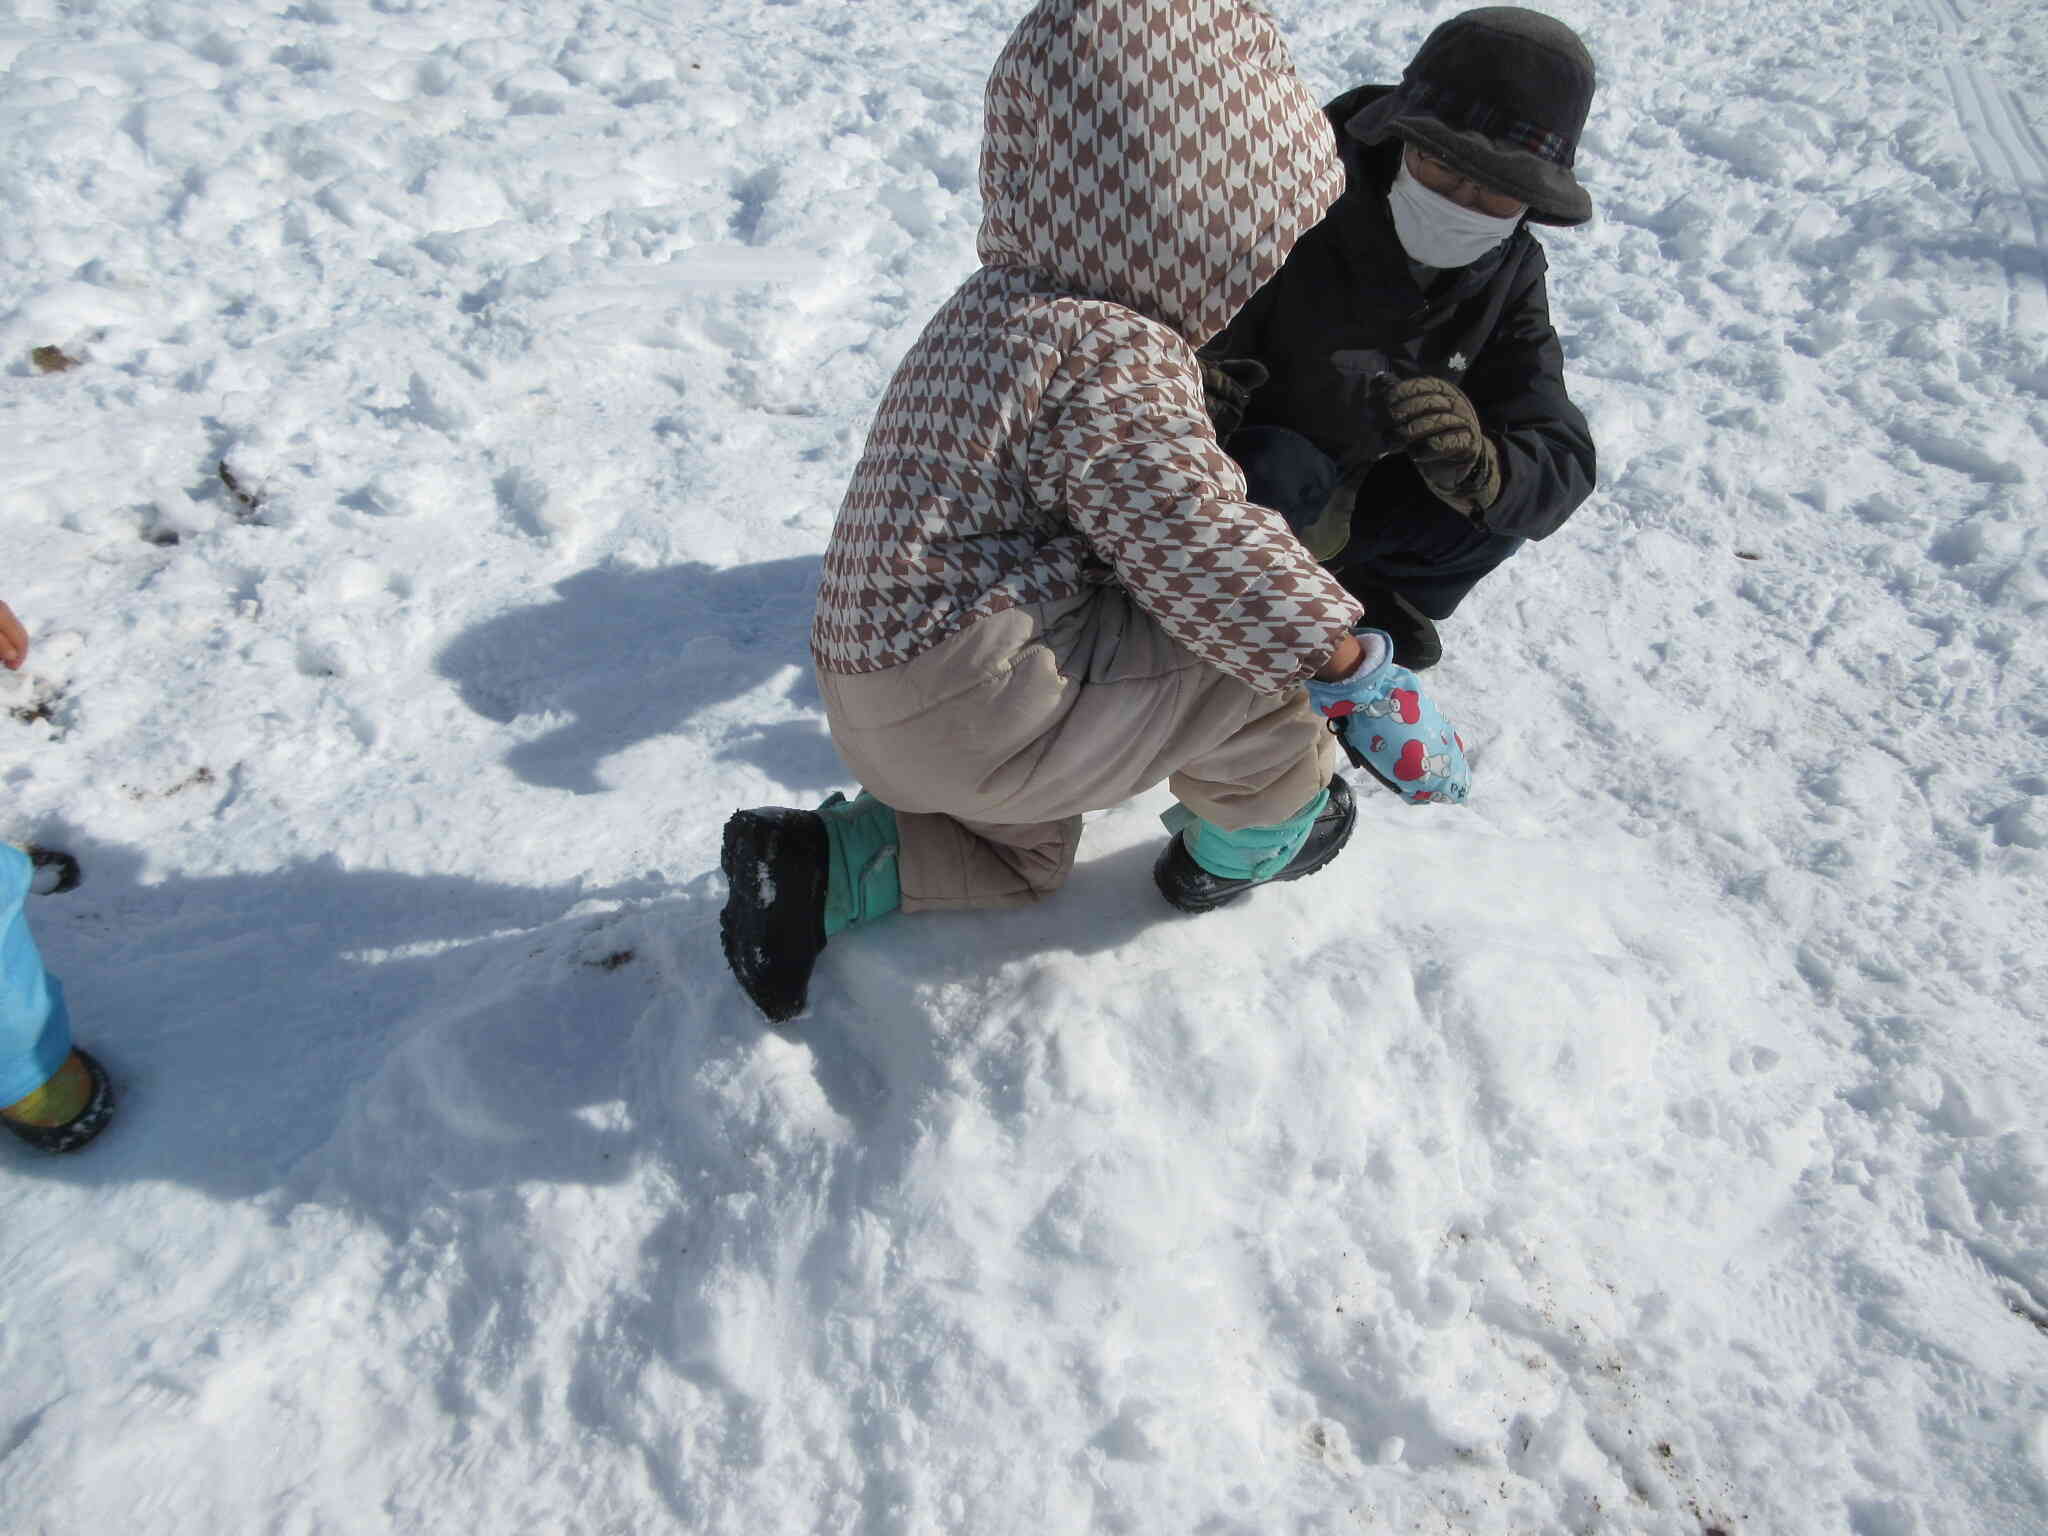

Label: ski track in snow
[2,0,2046,1532]
[1919,0,2048,333]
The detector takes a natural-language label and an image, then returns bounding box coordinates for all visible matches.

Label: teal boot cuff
[818,791,902,938]
[1161,788,1330,883]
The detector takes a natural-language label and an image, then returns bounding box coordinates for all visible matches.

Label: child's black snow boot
[1153,774,1357,914]
[720,791,901,1023]
[26,845,81,895]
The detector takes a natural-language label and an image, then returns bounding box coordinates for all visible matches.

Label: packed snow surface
[4,0,2046,1530]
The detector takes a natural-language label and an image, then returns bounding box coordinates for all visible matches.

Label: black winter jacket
[1212,85,1596,542]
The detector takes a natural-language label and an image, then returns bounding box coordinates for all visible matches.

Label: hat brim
[1345,94,1592,228]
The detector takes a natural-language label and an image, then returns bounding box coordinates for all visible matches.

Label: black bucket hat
[1344,7,1596,227]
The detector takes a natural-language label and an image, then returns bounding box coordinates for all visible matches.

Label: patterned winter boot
[1152,775,1357,913]
[2,1048,115,1153]
[719,791,901,1023]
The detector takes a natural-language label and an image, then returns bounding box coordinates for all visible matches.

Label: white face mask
[1386,160,1524,268]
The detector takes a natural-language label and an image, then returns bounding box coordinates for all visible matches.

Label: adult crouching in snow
[1204,6,1599,671]
[720,0,1471,1024]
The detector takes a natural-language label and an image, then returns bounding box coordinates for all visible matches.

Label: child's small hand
[1305,628,1471,805]
[0,601,27,671]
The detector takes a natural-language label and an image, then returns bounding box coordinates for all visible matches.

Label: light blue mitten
[1305,630,1471,805]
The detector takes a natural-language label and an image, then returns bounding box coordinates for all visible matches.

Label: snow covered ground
[3,0,2045,1528]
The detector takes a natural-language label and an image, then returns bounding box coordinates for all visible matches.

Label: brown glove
[1381,375,1501,518]
[1196,354,1268,441]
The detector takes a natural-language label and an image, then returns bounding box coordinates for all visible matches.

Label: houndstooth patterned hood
[978,0,1341,345]
[814,0,1362,694]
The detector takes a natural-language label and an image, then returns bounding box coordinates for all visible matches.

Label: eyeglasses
[1405,147,1527,220]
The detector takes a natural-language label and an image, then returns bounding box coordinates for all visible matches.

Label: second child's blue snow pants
[0,844,71,1106]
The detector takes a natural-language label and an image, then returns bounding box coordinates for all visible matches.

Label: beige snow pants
[816,587,1334,912]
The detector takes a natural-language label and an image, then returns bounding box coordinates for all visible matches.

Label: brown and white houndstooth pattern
[813,0,1358,695]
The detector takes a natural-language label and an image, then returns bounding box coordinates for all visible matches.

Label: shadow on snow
[433,556,838,796]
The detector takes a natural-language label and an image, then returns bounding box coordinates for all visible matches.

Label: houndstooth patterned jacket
[813,0,1362,695]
